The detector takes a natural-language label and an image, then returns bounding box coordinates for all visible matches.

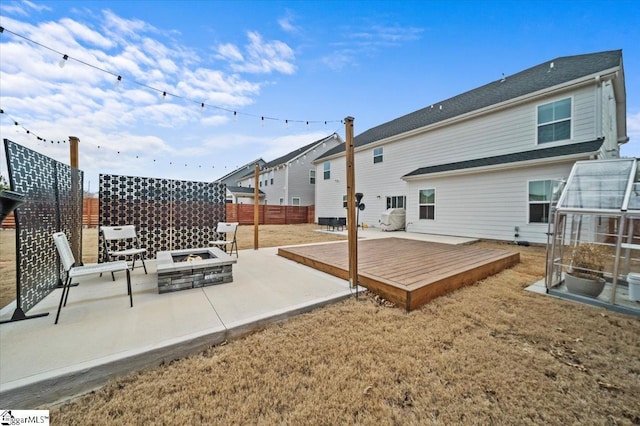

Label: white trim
[536,96,573,145]
[418,187,436,221]
[527,179,551,224]
[373,147,383,164]
[291,197,301,206]
[323,161,331,180]
[402,151,598,181]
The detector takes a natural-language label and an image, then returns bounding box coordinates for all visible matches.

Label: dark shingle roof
[214,158,265,183]
[318,50,621,161]
[226,185,264,195]
[264,133,338,169]
[403,139,604,178]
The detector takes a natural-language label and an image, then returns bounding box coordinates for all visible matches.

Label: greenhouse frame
[546,157,640,317]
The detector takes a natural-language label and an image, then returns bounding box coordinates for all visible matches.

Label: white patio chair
[53,232,132,324]
[210,222,239,257]
[101,225,148,277]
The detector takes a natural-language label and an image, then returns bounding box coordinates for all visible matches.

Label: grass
[2,226,639,424]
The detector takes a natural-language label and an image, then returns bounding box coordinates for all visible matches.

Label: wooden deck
[278,238,520,311]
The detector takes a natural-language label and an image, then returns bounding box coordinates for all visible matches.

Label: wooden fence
[2,200,315,228]
[225,204,315,225]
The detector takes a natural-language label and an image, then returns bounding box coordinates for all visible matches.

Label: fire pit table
[156,247,237,293]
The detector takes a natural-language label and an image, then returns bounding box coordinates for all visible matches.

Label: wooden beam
[344,116,357,288]
[69,136,79,168]
[254,163,259,250]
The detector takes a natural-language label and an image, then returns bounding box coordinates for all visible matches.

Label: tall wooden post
[69,136,79,168]
[344,116,357,289]
[254,163,260,250]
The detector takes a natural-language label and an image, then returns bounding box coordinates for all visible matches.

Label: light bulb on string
[115,75,122,89]
[201,102,205,113]
[233,111,237,122]
[59,54,68,68]
[261,116,264,127]
[162,91,167,101]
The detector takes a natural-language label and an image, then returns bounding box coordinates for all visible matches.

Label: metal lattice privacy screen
[98,175,226,260]
[4,139,83,313]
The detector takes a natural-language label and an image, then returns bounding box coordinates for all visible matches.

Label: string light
[58,54,68,68]
[0,26,343,127]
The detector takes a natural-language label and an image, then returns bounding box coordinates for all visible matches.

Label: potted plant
[565,243,607,298]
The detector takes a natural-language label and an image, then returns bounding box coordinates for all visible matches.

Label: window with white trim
[323,162,330,180]
[419,189,435,220]
[537,98,571,143]
[373,147,383,164]
[309,169,316,184]
[386,196,406,209]
[292,197,301,206]
[529,180,552,223]
[279,197,284,205]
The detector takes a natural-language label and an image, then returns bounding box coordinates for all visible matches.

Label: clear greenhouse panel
[558,159,635,210]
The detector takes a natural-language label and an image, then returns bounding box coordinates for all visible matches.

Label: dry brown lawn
[2,226,639,424]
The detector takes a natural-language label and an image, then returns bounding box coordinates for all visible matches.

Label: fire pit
[156,247,236,293]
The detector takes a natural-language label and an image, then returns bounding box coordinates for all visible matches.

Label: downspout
[285,163,290,205]
[594,75,603,143]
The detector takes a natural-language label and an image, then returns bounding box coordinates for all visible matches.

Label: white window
[419,189,435,220]
[323,162,331,180]
[292,197,301,206]
[538,98,571,143]
[269,171,274,185]
[386,196,406,209]
[529,180,552,223]
[279,197,284,205]
[309,169,316,184]
[373,147,383,164]
[343,194,347,208]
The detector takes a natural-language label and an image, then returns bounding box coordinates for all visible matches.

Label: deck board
[278,238,519,311]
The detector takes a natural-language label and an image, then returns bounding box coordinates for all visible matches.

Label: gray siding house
[238,133,343,206]
[314,50,628,244]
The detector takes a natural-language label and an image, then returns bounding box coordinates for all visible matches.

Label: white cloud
[217,31,296,75]
[216,43,244,62]
[349,24,423,45]
[321,50,357,71]
[0,7,306,186]
[0,0,51,16]
[322,22,423,71]
[259,131,331,160]
[278,10,299,33]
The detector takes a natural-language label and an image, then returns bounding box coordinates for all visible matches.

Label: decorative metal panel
[4,139,84,312]
[99,174,226,260]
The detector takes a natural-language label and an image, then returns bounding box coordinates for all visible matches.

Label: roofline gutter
[316,66,621,163]
[401,151,600,181]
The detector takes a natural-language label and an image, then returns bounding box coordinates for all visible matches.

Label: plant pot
[565,273,605,298]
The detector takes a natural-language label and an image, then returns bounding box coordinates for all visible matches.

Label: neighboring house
[214,158,266,204]
[225,185,265,204]
[238,133,343,206]
[314,50,627,244]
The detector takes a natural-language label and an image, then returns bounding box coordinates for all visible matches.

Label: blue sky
[1,0,639,191]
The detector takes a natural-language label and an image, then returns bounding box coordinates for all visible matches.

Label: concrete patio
[0,230,476,408]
